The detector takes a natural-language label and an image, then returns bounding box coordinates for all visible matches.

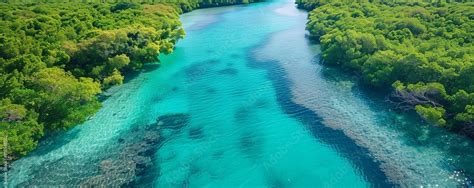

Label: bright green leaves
[0,99,27,122]
[359,32,377,54]
[447,90,474,121]
[415,105,447,126]
[455,105,474,123]
[387,28,413,42]
[362,50,399,86]
[392,81,447,105]
[457,65,474,93]
[395,18,426,36]
[31,68,101,130]
[0,35,20,59]
[321,29,380,69]
[107,54,130,72]
[397,53,430,83]
[0,99,43,162]
[103,69,124,87]
[68,26,176,82]
[110,2,140,13]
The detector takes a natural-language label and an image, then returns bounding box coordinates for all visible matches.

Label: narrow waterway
[5,0,474,187]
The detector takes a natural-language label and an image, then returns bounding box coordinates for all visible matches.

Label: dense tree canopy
[297,0,474,132]
[0,0,262,163]
[0,1,184,163]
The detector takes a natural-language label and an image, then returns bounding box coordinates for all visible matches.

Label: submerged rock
[188,126,204,139]
[79,113,190,186]
[206,88,216,94]
[234,106,251,123]
[185,63,208,81]
[206,59,220,65]
[156,114,190,130]
[79,146,152,186]
[16,113,190,186]
[239,132,262,158]
[80,159,136,187]
[217,68,238,75]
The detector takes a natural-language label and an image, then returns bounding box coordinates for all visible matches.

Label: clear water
[5,0,474,187]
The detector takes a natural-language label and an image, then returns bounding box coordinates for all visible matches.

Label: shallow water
[5,0,474,187]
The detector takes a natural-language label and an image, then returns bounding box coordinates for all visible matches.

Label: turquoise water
[5,0,474,187]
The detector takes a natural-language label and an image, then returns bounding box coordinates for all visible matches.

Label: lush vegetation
[297,1,473,132]
[0,0,261,163]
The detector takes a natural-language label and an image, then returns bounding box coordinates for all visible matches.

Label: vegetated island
[0,0,261,164]
[296,0,474,136]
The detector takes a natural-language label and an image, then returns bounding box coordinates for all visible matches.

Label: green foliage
[299,1,474,128]
[362,50,399,86]
[402,82,447,99]
[415,105,447,126]
[0,99,43,163]
[455,105,474,123]
[0,2,184,162]
[110,2,139,12]
[108,54,130,71]
[31,68,102,130]
[103,69,124,87]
